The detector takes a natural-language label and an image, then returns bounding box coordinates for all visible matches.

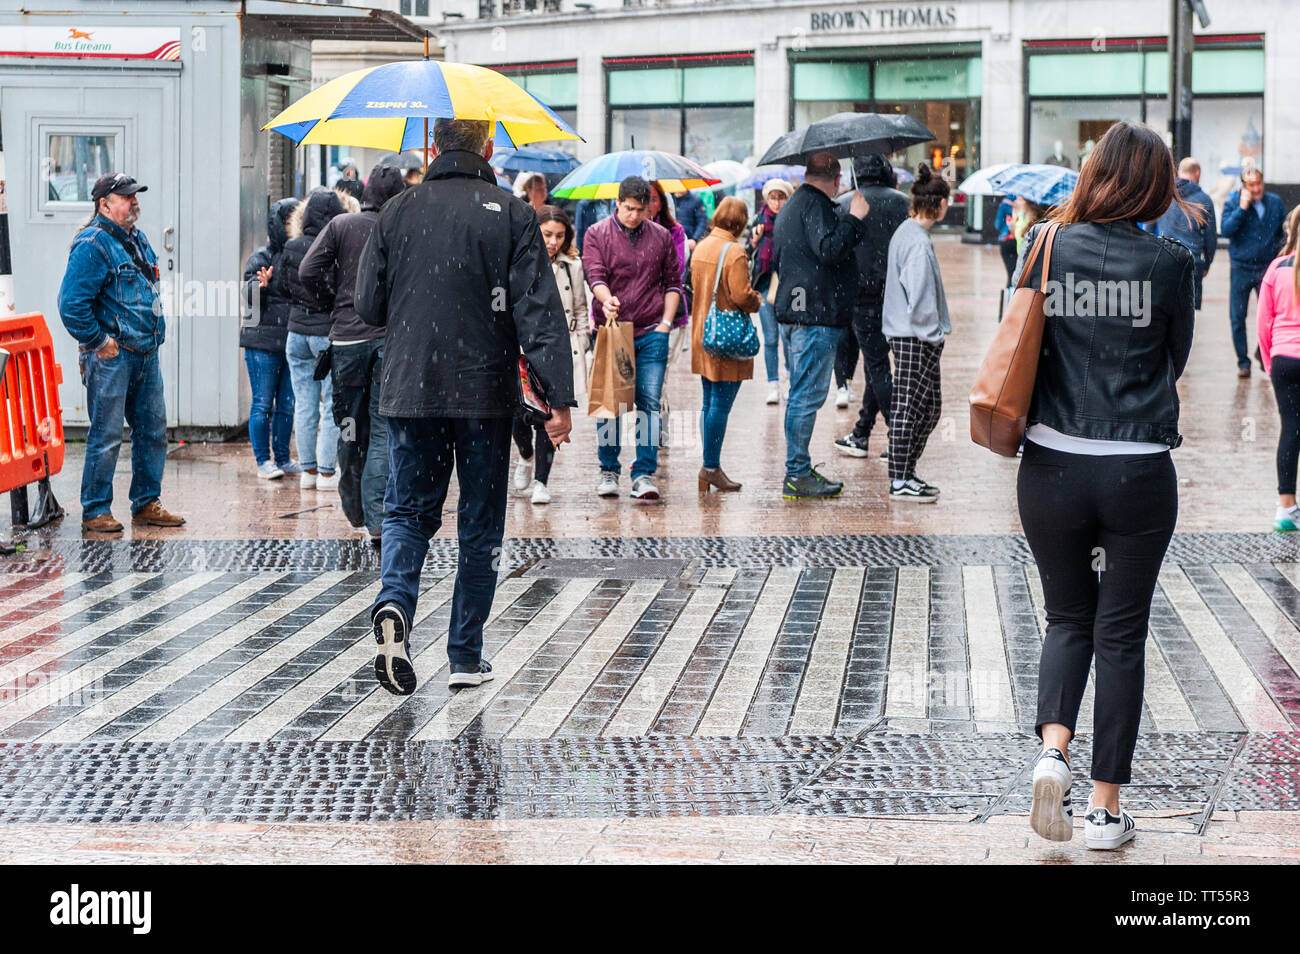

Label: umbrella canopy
[758,112,935,166]
[987,164,1078,206]
[263,60,582,151]
[551,150,720,200]
[957,162,1016,196]
[738,165,805,190]
[699,159,750,190]
[893,167,915,185]
[496,146,581,174]
[375,151,423,172]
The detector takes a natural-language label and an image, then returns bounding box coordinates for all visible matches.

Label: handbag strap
[711,242,733,301]
[1015,222,1061,292]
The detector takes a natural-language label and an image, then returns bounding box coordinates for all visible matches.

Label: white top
[1025,423,1167,456]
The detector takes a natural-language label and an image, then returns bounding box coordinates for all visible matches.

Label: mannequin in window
[1078,139,1096,168]
[1043,139,1072,168]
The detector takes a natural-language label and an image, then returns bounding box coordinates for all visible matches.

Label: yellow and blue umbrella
[263,60,582,152]
[551,150,719,200]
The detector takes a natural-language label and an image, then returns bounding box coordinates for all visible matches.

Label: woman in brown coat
[690,196,764,491]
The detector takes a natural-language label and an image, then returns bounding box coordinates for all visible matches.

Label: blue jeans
[597,330,668,480]
[1229,264,1267,368]
[780,323,842,478]
[331,340,389,533]
[756,274,783,383]
[285,331,338,474]
[700,377,742,470]
[76,346,168,518]
[376,416,511,667]
[244,347,294,467]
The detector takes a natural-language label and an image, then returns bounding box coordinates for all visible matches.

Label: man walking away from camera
[356,118,574,695]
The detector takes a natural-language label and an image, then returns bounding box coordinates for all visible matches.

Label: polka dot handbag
[702,242,761,361]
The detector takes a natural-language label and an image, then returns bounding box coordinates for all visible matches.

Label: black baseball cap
[91,173,148,203]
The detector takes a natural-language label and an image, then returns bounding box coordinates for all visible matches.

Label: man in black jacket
[300,164,407,541]
[772,151,869,499]
[834,154,910,458]
[356,118,574,696]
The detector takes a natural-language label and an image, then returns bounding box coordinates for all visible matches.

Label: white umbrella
[697,159,750,190]
[958,162,1015,196]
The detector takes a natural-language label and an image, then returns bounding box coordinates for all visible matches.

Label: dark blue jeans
[76,346,168,518]
[244,347,294,467]
[331,340,388,534]
[1229,263,1268,368]
[699,377,742,470]
[596,330,668,480]
[375,416,511,667]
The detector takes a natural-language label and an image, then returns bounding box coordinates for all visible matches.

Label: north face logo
[482,201,501,212]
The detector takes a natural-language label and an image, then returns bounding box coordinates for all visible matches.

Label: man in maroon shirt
[583,176,682,500]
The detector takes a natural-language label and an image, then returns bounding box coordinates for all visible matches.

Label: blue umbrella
[497,146,581,174]
[988,164,1078,207]
[738,165,804,190]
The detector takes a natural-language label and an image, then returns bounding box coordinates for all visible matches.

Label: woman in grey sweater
[882,163,951,502]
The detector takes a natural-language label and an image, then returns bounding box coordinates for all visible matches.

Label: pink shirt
[1258,254,1300,375]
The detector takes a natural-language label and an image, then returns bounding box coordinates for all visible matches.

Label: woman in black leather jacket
[1014,122,1201,851]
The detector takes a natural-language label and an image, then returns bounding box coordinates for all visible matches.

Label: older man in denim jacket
[57,173,184,533]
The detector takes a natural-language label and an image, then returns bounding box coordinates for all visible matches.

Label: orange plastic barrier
[0,312,65,494]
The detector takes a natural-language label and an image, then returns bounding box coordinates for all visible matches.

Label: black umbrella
[757,112,936,166]
[375,151,423,171]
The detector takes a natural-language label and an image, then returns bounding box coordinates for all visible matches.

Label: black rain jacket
[356,149,575,418]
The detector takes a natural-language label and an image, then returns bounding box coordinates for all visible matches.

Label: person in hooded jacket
[240,197,301,480]
[834,154,911,459]
[275,189,344,490]
[299,165,407,541]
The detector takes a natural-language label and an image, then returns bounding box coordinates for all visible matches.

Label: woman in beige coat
[512,205,590,505]
[690,196,763,492]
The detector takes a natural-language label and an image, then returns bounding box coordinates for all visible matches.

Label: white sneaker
[597,472,619,497]
[300,471,317,489]
[1274,505,1300,532]
[766,386,780,406]
[1084,801,1136,850]
[530,480,550,505]
[1029,748,1074,842]
[836,385,851,408]
[513,459,533,492]
[630,476,660,500]
[315,471,340,491]
[257,461,284,480]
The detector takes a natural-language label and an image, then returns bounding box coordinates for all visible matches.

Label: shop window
[1145,95,1263,186]
[39,130,119,210]
[684,106,754,164]
[1028,98,1142,170]
[610,108,680,153]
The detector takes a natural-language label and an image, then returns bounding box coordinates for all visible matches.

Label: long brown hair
[648,180,677,230]
[537,204,577,258]
[1050,121,1206,228]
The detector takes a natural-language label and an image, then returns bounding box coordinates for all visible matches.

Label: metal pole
[423,34,431,172]
[1168,0,1194,160]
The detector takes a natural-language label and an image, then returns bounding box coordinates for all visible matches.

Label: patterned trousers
[887,337,944,483]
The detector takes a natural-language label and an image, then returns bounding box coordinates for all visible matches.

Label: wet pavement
[3,239,1299,863]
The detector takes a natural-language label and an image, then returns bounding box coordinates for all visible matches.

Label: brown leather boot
[81,513,124,533]
[698,467,741,492]
[132,500,186,527]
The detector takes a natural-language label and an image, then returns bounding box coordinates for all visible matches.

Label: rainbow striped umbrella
[262,60,581,153]
[551,150,720,200]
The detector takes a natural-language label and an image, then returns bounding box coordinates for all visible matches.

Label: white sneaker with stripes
[1030,747,1074,842]
[1084,802,1137,850]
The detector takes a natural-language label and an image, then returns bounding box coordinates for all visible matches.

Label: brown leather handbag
[969,222,1061,456]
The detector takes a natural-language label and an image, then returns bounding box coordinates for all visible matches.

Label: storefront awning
[242,0,429,44]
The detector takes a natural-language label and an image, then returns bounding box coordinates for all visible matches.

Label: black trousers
[834,321,859,388]
[1271,354,1300,495]
[512,417,556,485]
[850,301,893,441]
[999,238,1019,286]
[1018,441,1178,784]
[330,339,388,533]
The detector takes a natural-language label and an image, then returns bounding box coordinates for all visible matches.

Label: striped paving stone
[0,559,1294,743]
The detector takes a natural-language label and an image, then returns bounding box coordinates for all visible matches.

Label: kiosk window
[43,133,116,204]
